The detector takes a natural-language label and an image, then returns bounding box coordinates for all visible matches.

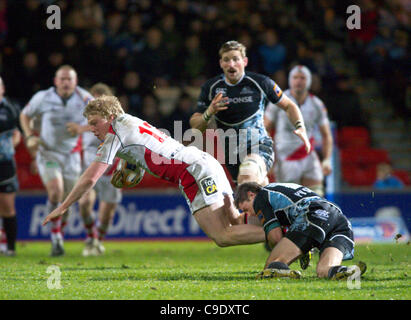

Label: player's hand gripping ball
[111,159,145,188]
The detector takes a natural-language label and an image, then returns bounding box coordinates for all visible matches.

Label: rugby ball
[116,159,145,188]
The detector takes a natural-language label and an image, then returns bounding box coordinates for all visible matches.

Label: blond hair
[84,95,125,120]
[219,40,247,58]
[90,83,114,97]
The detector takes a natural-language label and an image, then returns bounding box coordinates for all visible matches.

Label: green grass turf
[0,240,410,300]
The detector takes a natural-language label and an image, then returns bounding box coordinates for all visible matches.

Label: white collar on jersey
[223,72,245,86]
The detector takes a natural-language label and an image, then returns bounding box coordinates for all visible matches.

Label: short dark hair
[234,182,262,208]
[219,40,246,58]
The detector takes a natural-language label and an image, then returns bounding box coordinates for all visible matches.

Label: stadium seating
[393,170,411,186]
[338,126,370,149]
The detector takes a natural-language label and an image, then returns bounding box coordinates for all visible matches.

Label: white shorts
[36,148,81,187]
[275,152,323,183]
[180,151,233,214]
[94,174,122,204]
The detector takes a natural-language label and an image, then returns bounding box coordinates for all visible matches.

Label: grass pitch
[1,240,410,300]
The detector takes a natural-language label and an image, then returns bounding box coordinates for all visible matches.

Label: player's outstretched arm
[276,95,311,153]
[42,161,109,225]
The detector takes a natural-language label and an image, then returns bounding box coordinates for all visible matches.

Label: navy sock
[267,261,289,270]
[3,216,17,251]
[328,266,347,278]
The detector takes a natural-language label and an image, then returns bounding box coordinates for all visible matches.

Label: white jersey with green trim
[22,86,93,154]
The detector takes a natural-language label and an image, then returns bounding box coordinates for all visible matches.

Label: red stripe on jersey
[144,149,198,202]
[105,157,120,176]
[71,134,83,154]
[285,137,315,161]
[108,125,115,135]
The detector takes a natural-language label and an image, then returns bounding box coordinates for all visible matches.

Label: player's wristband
[294,120,304,129]
[322,158,331,167]
[203,109,211,122]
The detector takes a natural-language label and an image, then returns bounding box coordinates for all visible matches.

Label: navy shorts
[0,161,18,193]
[285,200,355,261]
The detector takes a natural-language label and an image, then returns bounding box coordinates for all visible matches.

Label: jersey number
[138,122,165,143]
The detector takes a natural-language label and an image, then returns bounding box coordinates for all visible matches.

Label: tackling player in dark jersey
[0,76,21,256]
[230,182,366,280]
[190,41,311,186]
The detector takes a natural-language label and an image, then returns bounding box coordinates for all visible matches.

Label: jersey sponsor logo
[227,96,253,104]
[215,88,227,96]
[240,86,254,95]
[200,176,218,196]
[273,84,282,97]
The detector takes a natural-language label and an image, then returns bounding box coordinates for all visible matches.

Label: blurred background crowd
[0,0,410,188]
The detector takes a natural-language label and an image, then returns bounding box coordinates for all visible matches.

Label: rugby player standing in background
[190,41,311,187]
[265,65,333,197]
[20,65,93,256]
[0,76,21,256]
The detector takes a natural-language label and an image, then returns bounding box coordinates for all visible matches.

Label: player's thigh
[62,153,82,192]
[267,237,302,265]
[36,151,65,197]
[301,153,323,184]
[184,153,233,215]
[0,192,16,216]
[193,201,230,238]
[79,188,96,210]
[316,247,343,277]
[274,160,302,183]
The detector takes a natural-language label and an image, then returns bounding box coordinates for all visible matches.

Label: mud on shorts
[180,150,233,214]
[285,200,355,261]
[225,136,274,183]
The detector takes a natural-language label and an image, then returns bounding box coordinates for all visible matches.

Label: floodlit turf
[1,240,410,300]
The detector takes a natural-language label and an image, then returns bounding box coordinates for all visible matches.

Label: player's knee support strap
[238,154,267,184]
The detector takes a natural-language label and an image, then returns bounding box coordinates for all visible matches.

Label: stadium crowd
[1,0,409,132]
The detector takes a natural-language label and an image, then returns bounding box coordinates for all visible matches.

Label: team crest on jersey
[273,84,282,97]
[240,86,253,95]
[200,177,218,196]
[215,88,227,96]
[257,210,265,224]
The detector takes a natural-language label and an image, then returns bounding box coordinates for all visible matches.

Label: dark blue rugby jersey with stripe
[195,72,284,162]
[0,97,21,180]
[196,71,283,127]
[253,183,324,231]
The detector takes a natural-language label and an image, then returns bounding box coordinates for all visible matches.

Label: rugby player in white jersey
[265,65,333,196]
[20,65,93,256]
[66,83,122,256]
[42,95,267,248]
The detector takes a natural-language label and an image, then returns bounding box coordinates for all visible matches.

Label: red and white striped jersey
[95,114,204,183]
[265,89,330,161]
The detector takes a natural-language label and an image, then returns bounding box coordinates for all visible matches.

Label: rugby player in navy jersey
[190,41,311,186]
[231,182,367,280]
[0,76,21,256]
